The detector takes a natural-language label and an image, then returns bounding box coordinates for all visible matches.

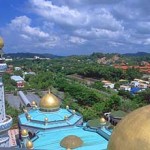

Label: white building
[120,85,131,91]
[138,83,147,89]
[14,67,21,71]
[11,75,25,88]
[103,82,114,89]
[131,81,139,87]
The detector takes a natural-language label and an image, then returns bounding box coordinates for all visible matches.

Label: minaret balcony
[0,63,7,73]
[0,115,12,133]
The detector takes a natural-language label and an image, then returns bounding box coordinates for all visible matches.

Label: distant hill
[123,52,150,57]
[4,52,61,59]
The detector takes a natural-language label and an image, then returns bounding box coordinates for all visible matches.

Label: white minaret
[0,37,7,122]
[0,37,12,147]
[0,82,6,121]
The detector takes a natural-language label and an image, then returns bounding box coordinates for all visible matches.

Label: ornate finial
[99,117,106,125]
[26,140,34,149]
[64,115,68,120]
[21,129,28,137]
[72,110,76,114]
[0,37,4,58]
[44,117,48,125]
[27,115,31,121]
[66,105,69,109]
[31,101,36,109]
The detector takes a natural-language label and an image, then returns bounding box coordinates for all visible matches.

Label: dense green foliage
[5,101,22,126]
[3,54,150,121]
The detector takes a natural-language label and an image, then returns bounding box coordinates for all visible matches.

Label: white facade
[120,85,131,91]
[14,67,21,71]
[11,75,24,82]
[131,81,139,87]
[0,83,6,122]
[138,83,147,89]
[103,83,114,89]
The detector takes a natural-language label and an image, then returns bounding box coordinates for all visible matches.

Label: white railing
[0,115,12,133]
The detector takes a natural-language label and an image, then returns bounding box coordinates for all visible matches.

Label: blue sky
[0,0,150,55]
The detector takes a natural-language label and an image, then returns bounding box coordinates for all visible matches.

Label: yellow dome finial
[0,37,4,49]
[26,140,33,149]
[21,129,28,137]
[31,101,36,105]
[66,105,69,109]
[27,114,31,121]
[99,117,106,125]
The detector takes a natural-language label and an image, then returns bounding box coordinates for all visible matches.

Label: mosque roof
[28,126,108,150]
[18,108,82,130]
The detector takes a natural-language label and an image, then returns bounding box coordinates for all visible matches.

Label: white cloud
[144,38,150,45]
[20,34,31,40]
[29,0,124,31]
[69,36,87,44]
[29,0,87,26]
[9,16,49,38]
[1,15,60,53]
[75,28,127,39]
[1,0,150,55]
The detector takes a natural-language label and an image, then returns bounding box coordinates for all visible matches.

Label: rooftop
[19,108,82,130]
[31,126,108,150]
[11,75,24,82]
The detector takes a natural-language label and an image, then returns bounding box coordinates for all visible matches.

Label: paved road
[5,89,64,109]
[5,92,41,109]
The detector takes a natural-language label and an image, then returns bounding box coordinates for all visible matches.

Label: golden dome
[60,135,83,149]
[108,105,150,150]
[21,129,28,137]
[26,141,33,149]
[100,117,106,124]
[39,92,60,111]
[0,37,4,49]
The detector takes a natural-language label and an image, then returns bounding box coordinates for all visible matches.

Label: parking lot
[5,92,40,109]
